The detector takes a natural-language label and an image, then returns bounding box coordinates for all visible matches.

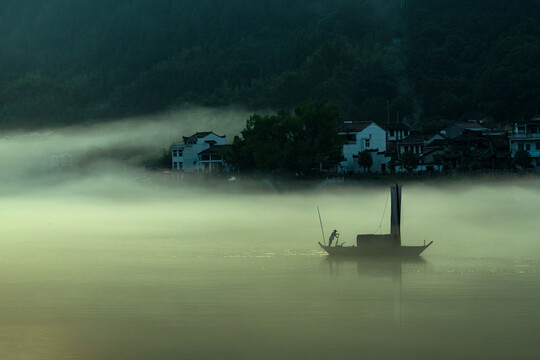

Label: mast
[390,183,402,246]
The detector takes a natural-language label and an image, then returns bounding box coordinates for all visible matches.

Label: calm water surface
[0,182,539,359]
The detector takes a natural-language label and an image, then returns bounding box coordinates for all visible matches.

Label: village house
[379,123,410,172]
[337,121,390,174]
[166,116,535,177]
[397,134,426,156]
[443,122,489,139]
[508,116,540,168]
[384,123,410,142]
[442,118,509,169]
[171,132,227,173]
[197,145,229,173]
[395,134,445,172]
[442,115,506,139]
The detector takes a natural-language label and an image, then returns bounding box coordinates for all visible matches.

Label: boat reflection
[322,256,430,325]
[323,255,428,277]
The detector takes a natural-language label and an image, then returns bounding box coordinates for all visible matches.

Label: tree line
[1,0,539,129]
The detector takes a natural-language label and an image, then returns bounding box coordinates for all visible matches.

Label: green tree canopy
[401,151,419,172]
[357,150,373,173]
[230,100,343,175]
[513,149,532,169]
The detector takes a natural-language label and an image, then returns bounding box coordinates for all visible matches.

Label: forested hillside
[1,0,539,129]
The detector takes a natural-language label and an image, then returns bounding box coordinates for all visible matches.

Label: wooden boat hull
[318,241,433,257]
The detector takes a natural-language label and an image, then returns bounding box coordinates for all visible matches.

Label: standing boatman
[329,229,339,246]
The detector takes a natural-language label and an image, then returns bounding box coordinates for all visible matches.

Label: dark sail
[390,184,402,246]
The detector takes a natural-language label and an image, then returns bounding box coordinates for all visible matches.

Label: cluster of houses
[171,114,540,175]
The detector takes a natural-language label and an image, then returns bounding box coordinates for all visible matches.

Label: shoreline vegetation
[1,1,540,129]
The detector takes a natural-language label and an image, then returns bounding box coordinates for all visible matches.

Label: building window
[178,162,183,169]
[525,144,531,151]
[390,130,395,137]
[518,143,524,150]
[345,134,355,143]
[202,155,210,161]
[365,139,370,148]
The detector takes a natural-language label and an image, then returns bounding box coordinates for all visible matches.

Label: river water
[0,179,539,359]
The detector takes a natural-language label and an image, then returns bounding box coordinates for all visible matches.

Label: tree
[401,151,419,172]
[513,149,532,169]
[230,100,343,175]
[357,150,373,173]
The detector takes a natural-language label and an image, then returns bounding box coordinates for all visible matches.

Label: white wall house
[397,134,425,155]
[337,121,390,173]
[397,134,445,155]
[395,134,445,172]
[197,145,229,173]
[508,116,540,168]
[384,123,410,142]
[171,132,226,172]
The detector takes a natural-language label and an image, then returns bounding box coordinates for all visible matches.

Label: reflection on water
[324,256,428,326]
[0,182,539,359]
[324,255,427,277]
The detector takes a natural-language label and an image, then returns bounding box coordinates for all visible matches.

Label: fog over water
[1,114,539,359]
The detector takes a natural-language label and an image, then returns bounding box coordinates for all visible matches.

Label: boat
[318,184,432,257]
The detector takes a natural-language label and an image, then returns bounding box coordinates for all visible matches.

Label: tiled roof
[380,123,410,131]
[516,116,540,124]
[481,122,503,130]
[459,112,488,122]
[424,139,446,149]
[450,122,488,130]
[338,122,373,133]
[451,132,487,142]
[198,145,229,156]
[421,148,443,157]
[399,134,426,144]
[352,148,383,157]
[183,131,225,143]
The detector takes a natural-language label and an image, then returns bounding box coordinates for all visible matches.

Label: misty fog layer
[1,162,540,358]
[0,106,250,193]
[1,120,540,359]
